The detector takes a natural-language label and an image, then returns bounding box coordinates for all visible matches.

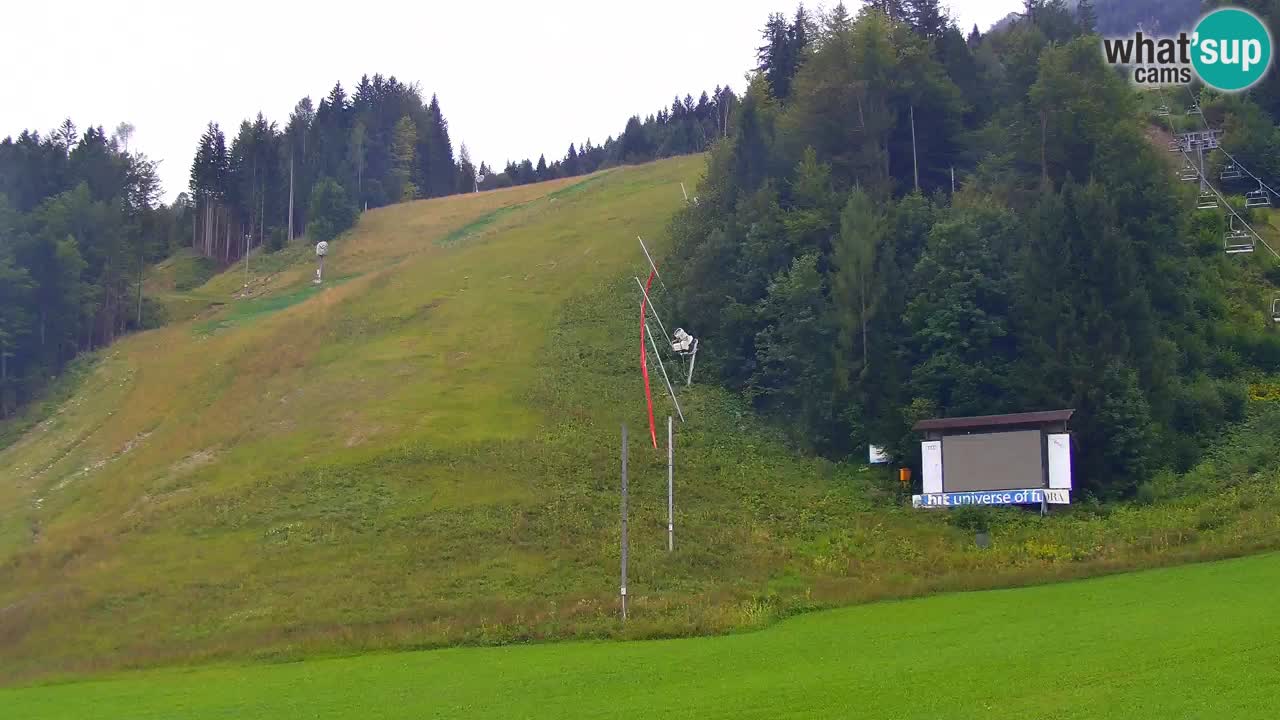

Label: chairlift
[1197,191,1219,210]
[1167,139,1182,153]
[1179,162,1199,182]
[1245,186,1271,208]
[1220,163,1244,181]
[1224,216,1254,254]
[1157,104,1171,117]
[1271,298,1280,323]
[1187,103,1202,116]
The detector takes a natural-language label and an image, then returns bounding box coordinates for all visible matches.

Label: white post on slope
[645,319,684,422]
[680,182,689,202]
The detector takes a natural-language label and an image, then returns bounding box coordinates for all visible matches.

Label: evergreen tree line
[666,1,1280,498]
[189,74,461,257]
[0,122,184,416]
[476,85,739,191]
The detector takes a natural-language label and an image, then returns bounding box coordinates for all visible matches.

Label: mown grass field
[2,155,1280,686]
[5,552,1278,719]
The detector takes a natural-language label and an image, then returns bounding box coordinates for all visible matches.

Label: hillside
[6,551,1279,718]
[3,156,1280,685]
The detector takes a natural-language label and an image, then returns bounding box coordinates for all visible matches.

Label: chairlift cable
[1180,85,1280,199]
[634,276,674,349]
[1156,88,1280,261]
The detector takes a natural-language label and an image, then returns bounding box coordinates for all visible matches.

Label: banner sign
[913,488,1070,509]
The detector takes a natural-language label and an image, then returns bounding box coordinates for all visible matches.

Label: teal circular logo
[1192,8,1273,92]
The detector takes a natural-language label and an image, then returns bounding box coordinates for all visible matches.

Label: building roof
[912,409,1074,432]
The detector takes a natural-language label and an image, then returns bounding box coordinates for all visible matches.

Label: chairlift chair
[1271,298,1280,323]
[1245,186,1271,208]
[1224,216,1254,254]
[1187,103,1202,115]
[1197,191,1219,210]
[1157,104,1171,117]
[1179,161,1199,182]
[1220,163,1244,181]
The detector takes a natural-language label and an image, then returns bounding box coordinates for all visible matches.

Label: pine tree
[391,116,418,201]
[54,118,78,156]
[906,0,949,40]
[757,13,794,100]
[867,0,907,21]
[535,153,548,179]
[825,2,852,36]
[422,94,456,197]
[1076,0,1097,34]
[564,143,580,176]
[968,23,981,46]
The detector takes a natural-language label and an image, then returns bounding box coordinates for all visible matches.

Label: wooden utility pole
[620,424,629,620]
[667,416,674,552]
[288,152,294,243]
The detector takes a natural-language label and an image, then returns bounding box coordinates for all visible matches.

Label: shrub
[308,178,357,242]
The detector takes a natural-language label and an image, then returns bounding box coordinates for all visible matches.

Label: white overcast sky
[0,1,1022,202]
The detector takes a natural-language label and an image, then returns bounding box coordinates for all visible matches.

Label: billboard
[913,420,1073,509]
[941,430,1044,492]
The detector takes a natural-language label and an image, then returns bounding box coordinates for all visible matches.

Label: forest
[667,0,1280,498]
[0,73,735,418]
[0,123,184,416]
[4,0,1280,502]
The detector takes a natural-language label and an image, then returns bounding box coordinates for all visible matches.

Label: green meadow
[5,552,1278,719]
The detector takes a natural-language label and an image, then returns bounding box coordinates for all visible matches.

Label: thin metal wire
[1158,87,1280,261]
[635,276,674,349]
[1181,85,1280,199]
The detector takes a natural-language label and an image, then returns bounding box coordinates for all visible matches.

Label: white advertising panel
[1047,433,1072,490]
[921,441,943,495]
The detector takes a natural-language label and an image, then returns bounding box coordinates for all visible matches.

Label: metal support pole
[667,416,674,552]
[621,424,629,621]
[637,237,670,294]
[635,276,673,348]
[646,320,684,422]
[1199,145,1207,194]
[685,340,698,386]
